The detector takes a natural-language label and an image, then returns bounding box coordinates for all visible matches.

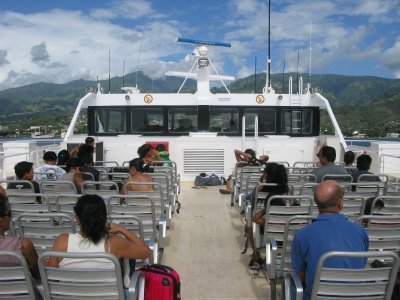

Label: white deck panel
[163,182,270,299]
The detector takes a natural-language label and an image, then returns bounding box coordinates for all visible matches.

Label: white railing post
[241,115,246,149]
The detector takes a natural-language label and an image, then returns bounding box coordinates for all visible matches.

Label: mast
[108,49,111,94]
[254,56,257,93]
[267,0,271,91]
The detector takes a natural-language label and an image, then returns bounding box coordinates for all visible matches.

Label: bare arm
[47,233,69,267]
[251,208,266,225]
[21,238,40,278]
[109,223,151,259]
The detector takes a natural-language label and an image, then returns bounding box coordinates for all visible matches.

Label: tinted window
[132,108,164,133]
[281,109,313,134]
[94,108,126,133]
[209,108,239,133]
[168,108,198,132]
[244,108,276,133]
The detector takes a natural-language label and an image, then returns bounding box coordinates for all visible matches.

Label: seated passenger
[0,193,39,278]
[47,194,150,274]
[57,149,70,171]
[33,151,66,180]
[291,180,368,300]
[220,149,269,197]
[8,161,40,194]
[247,163,288,269]
[351,154,380,183]
[80,154,100,181]
[137,144,155,166]
[312,146,348,182]
[120,158,153,194]
[58,158,84,193]
[344,150,355,168]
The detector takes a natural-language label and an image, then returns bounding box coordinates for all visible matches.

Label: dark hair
[320,146,336,163]
[155,144,166,152]
[14,161,33,179]
[357,154,372,171]
[57,150,70,165]
[129,158,146,173]
[263,163,289,195]
[43,151,57,161]
[66,157,83,172]
[137,144,153,158]
[85,137,95,145]
[344,151,355,165]
[74,194,108,244]
[244,149,256,159]
[0,194,9,217]
[77,144,94,159]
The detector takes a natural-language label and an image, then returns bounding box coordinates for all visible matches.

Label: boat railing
[30,145,61,166]
[0,152,29,182]
[380,154,400,177]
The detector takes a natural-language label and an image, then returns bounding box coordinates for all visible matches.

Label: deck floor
[163,182,270,300]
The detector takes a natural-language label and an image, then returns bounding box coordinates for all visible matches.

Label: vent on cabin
[183,149,225,175]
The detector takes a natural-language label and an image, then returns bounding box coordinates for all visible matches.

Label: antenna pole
[108,50,111,94]
[267,0,271,91]
[282,59,285,93]
[136,40,143,88]
[254,56,257,93]
[309,19,313,89]
[122,58,125,87]
[296,50,299,93]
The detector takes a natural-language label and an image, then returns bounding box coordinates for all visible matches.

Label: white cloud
[382,40,400,70]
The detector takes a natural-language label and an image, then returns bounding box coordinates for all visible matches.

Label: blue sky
[0,0,399,91]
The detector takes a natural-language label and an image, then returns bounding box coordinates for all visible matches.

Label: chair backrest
[270,161,290,168]
[55,194,81,214]
[17,213,76,254]
[263,195,313,246]
[40,181,77,195]
[82,181,120,198]
[0,251,38,299]
[99,172,129,184]
[371,195,400,215]
[108,195,157,241]
[81,172,95,181]
[287,173,317,184]
[145,173,171,205]
[358,173,388,191]
[356,215,400,254]
[244,174,262,196]
[293,161,318,168]
[124,182,164,212]
[239,166,263,191]
[3,180,36,203]
[321,173,353,183]
[341,195,366,221]
[346,182,381,198]
[39,251,125,300]
[384,183,400,196]
[94,161,119,167]
[278,216,314,277]
[311,251,400,300]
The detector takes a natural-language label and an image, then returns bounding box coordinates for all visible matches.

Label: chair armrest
[147,236,159,264]
[128,270,145,300]
[265,238,278,279]
[283,272,303,300]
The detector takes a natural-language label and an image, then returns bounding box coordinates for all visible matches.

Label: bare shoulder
[52,233,69,251]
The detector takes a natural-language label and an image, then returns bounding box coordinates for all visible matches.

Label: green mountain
[0,72,399,137]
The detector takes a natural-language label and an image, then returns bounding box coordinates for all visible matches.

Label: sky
[0,0,399,91]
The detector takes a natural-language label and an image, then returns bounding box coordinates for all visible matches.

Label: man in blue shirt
[291,180,369,299]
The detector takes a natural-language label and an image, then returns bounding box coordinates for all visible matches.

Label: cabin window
[94,108,126,133]
[168,108,198,132]
[243,108,276,134]
[209,108,239,133]
[281,109,313,134]
[132,108,164,133]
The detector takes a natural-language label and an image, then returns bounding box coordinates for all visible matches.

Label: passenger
[0,186,5,197]
[0,194,40,278]
[47,194,150,281]
[58,158,84,193]
[57,149,70,171]
[343,150,355,168]
[120,158,153,194]
[219,149,269,197]
[80,154,100,181]
[8,161,40,194]
[312,146,348,182]
[137,144,155,166]
[69,136,95,158]
[351,154,380,183]
[291,180,368,300]
[247,163,288,269]
[153,144,173,167]
[33,151,66,180]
